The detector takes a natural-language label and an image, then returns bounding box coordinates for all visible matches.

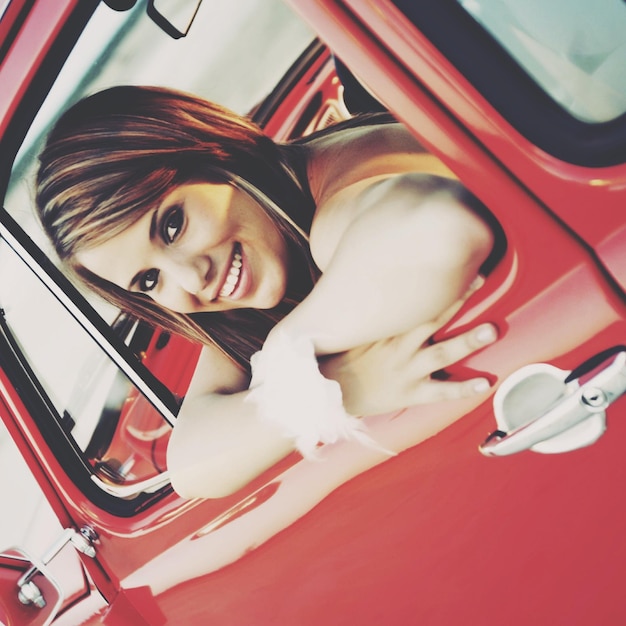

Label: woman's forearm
[167,388,294,498]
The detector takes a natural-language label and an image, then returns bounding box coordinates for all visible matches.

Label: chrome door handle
[480,347,626,457]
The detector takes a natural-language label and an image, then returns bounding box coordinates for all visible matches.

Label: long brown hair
[36,85,319,370]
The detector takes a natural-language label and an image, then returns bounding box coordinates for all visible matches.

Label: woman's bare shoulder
[306,123,456,269]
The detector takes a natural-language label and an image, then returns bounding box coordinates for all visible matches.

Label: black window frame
[392,0,626,167]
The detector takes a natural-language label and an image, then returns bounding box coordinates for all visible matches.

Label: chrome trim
[91,471,171,497]
[480,350,626,456]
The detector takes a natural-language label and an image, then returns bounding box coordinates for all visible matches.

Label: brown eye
[139,268,159,292]
[162,206,183,244]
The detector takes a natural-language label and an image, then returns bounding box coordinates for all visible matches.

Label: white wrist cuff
[246,331,387,458]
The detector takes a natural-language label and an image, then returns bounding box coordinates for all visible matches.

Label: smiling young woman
[36,85,500,498]
[76,182,291,314]
[37,86,321,367]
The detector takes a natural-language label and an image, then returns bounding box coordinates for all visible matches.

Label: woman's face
[76,182,290,313]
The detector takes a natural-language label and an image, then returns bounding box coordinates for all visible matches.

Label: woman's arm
[168,387,295,498]
[168,161,497,498]
[167,344,294,498]
[168,305,497,499]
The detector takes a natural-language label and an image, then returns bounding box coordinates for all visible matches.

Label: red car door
[2,1,626,625]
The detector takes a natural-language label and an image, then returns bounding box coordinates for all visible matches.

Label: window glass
[0,237,172,490]
[1,0,313,499]
[457,0,626,123]
[0,417,47,548]
[7,0,313,248]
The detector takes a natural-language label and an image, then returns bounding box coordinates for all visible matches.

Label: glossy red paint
[0,550,61,626]
[1,1,626,624]
[98,142,626,623]
[261,48,346,141]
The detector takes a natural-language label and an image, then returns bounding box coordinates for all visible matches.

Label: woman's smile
[76,182,290,313]
[217,242,248,300]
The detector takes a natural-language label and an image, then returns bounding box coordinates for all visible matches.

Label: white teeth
[219,251,242,297]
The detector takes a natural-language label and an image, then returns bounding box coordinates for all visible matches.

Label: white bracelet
[246,330,389,458]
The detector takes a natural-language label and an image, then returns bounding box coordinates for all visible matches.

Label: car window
[457,0,626,123]
[391,0,626,165]
[0,235,173,495]
[1,0,313,505]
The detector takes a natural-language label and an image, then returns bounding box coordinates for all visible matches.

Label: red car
[1,1,625,624]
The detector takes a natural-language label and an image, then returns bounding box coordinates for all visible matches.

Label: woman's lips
[219,242,248,299]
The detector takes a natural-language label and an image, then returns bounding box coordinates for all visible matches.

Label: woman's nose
[166,255,209,295]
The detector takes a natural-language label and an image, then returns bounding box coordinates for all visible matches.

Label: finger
[387,275,487,350]
[410,376,492,404]
[423,276,485,336]
[409,323,498,375]
[389,323,440,354]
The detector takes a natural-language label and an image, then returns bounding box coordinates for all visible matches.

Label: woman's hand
[319,284,497,416]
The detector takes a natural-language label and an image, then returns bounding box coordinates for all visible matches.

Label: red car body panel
[0,1,88,141]
[1,1,626,624]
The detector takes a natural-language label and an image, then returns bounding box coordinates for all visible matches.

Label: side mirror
[147,0,203,39]
[0,548,63,626]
